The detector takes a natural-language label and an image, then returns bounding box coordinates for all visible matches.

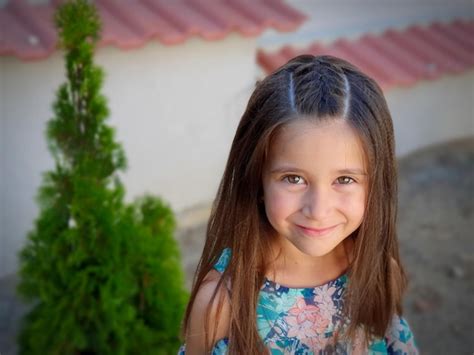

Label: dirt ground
[176,137,474,354]
[397,137,473,354]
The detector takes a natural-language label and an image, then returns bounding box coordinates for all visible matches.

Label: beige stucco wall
[388,71,474,157]
[0,54,5,277]
[0,34,257,278]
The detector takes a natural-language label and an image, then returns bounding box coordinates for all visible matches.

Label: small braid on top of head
[282,55,351,119]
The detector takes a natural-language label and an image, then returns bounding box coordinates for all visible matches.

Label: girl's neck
[265,237,354,288]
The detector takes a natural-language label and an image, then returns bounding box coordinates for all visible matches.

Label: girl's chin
[299,249,336,258]
[292,237,351,258]
[292,243,339,258]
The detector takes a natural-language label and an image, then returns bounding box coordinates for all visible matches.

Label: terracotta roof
[0,0,306,61]
[257,19,474,90]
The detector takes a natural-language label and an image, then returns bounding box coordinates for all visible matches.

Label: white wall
[0,52,5,278]
[97,35,256,210]
[388,71,474,157]
[0,34,257,278]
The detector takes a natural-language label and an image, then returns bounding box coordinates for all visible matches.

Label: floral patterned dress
[179,248,418,354]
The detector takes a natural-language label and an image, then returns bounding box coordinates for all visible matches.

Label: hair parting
[341,71,351,119]
[288,71,297,114]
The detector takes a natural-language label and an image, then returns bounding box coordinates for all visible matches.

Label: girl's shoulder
[182,249,232,353]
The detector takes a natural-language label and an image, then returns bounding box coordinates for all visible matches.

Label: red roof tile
[257,20,474,90]
[0,0,306,61]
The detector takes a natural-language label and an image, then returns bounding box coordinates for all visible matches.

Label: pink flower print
[302,334,330,350]
[314,285,337,319]
[285,298,330,342]
[314,284,336,305]
[288,298,319,325]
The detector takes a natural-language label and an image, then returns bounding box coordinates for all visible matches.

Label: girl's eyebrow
[269,166,306,174]
[337,168,367,176]
[269,166,367,175]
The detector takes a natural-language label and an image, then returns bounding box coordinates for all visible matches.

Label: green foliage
[16,1,188,354]
[125,196,189,353]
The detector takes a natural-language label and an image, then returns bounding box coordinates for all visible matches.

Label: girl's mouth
[295,224,339,237]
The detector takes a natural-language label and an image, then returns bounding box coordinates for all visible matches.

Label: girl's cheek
[339,189,366,215]
[264,186,295,216]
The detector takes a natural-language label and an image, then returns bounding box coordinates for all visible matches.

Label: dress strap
[213,248,232,273]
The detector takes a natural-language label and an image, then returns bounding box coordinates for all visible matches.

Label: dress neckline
[262,272,348,291]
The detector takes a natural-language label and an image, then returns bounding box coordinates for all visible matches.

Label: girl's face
[262,118,368,260]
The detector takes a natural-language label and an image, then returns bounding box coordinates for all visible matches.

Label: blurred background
[0,0,473,353]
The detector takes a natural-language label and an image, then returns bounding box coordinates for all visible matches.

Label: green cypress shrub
[126,196,188,353]
[16,1,188,353]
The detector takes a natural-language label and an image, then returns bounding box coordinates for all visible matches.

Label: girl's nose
[301,186,333,221]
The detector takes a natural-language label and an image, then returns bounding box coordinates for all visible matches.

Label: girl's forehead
[267,118,367,170]
[275,118,342,141]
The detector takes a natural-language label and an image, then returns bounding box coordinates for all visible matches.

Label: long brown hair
[181,55,407,353]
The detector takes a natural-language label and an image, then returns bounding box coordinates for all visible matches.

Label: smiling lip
[296,224,339,237]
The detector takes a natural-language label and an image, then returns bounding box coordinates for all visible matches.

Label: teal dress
[179,248,418,354]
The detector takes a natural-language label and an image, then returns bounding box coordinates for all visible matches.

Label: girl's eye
[283,175,306,185]
[336,176,355,185]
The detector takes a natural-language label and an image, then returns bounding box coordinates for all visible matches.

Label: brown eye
[284,175,305,185]
[336,176,355,185]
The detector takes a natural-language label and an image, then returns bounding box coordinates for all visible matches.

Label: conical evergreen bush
[16,1,188,353]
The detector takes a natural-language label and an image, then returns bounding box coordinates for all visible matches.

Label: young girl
[178,55,418,354]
